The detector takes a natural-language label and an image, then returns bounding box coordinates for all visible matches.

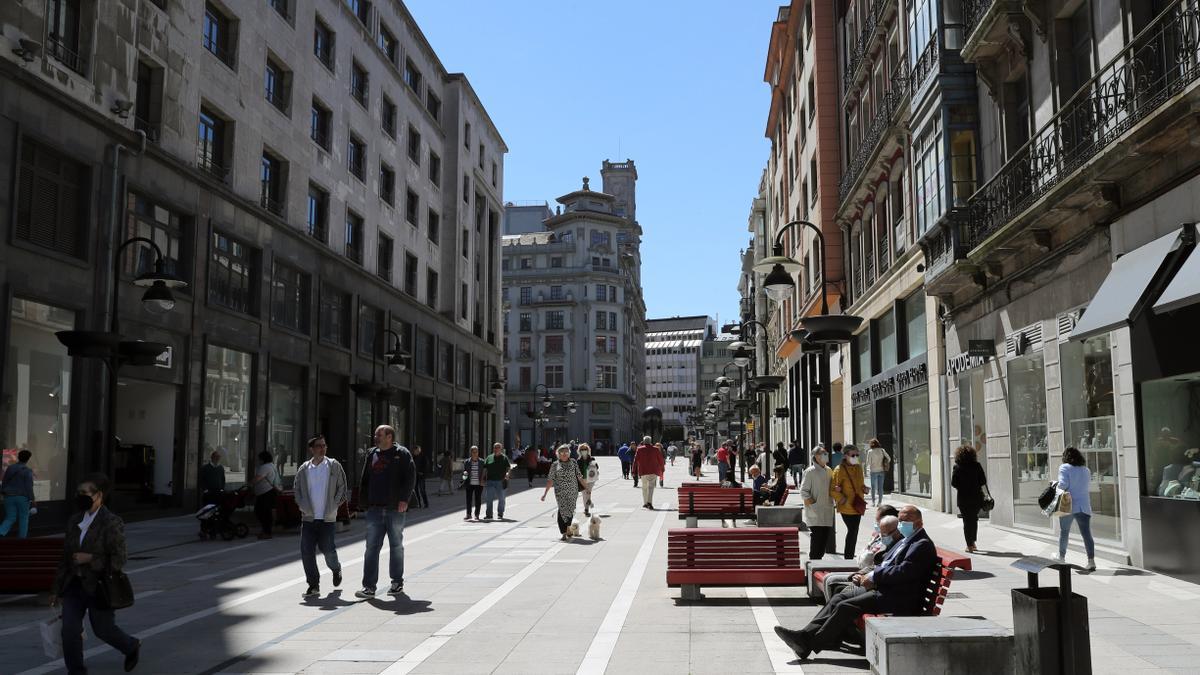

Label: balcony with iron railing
[960,0,1021,63]
[134,116,160,143]
[843,0,896,95]
[197,151,230,183]
[260,184,284,217]
[910,36,939,95]
[926,0,1200,289]
[838,61,911,207]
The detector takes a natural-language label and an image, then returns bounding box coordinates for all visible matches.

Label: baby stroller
[196,486,251,541]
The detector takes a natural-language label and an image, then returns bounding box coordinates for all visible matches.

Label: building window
[550,286,563,300]
[853,329,871,382]
[550,257,563,268]
[428,151,441,186]
[404,188,419,225]
[379,163,395,206]
[313,17,334,69]
[342,211,364,265]
[377,233,393,281]
[519,313,532,332]
[46,0,87,75]
[427,209,440,244]
[1061,333,1119,540]
[264,56,289,112]
[358,303,382,355]
[203,3,235,67]
[518,336,532,358]
[407,125,421,164]
[949,129,977,207]
[319,285,351,347]
[492,161,498,187]
[460,283,469,319]
[596,365,617,389]
[2,299,75,500]
[877,309,898,371]
[545,335,564,354]
[596,285,608,302]
[209,231,257,315]
[1009,351,1049,527]
[414,329,434,376]
[268,0,290,20]
[270,262,309,333]
[403,58,423,95]
[519,367,532,391]
[124,192,188,281]
[381,96,397,138]
[307,183,328,243]
[463,174,470,203]
[347,135,365,180]
[426,269,438,309]
[914,121,944,236]
[134,60,163,141]
[547,311,564,330]
[478,143,485,169]
[259,150,284,215]
[594,336,616,353]
[898,386,932,497]
[519,287,532,305]
[346,0,370,25]
[350,60,369,106]
[461,228,470,258]
[426,92,441,122]
[377,24,398,64]
[545,365,564,389]
[404,252,418,295]
[903,292,927,360]
[204,345,253,486]
[15,138,89,259]
[310,98,331,149]
[197,107,228,179]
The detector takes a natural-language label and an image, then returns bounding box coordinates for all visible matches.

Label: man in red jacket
[633,436,665,509]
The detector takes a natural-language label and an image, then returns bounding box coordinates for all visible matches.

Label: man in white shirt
[294,435,349,598]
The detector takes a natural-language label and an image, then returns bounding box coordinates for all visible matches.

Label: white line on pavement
[124,541,259,574]
[746,587,807,674]
[575,510,667,675]
[379,543,563,674]
[0,591,164,638]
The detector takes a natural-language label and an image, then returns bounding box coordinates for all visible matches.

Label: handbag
[981,486,995,513]
[96,569,135,610]
[1037,481,1059,510]
[1056,490,1073,515]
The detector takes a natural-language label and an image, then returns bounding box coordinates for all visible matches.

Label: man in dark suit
[774,505,937,660]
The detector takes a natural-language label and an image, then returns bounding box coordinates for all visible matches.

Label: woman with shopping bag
[951,445,989,553]
[50,473,141,674]
[1053,447,1096,571]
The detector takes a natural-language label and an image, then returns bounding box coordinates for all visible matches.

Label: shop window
[268,361,305,486]
[899,386,932,497]
[1,299,75,501]
[1060,333,1119,540]
[356,395,373,467]
[903,292,927,360]
[1142,372,1200,501]
[204,344,252,486]
[852,405,874,452]
[958,369,987,455]
[125,192,188,282]
[439,342,454,382]
[1010,352,1049,527]
[358,303,382,356]
[878,309,898,371]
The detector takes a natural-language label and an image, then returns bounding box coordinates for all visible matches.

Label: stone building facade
[0,0,505,524]
[500,163,647,454]
[645,316,712,438]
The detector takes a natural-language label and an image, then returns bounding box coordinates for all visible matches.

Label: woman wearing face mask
[831,444,869,560]
[800,447,836,559]
[577,443,599,516]
[50,473,142,674]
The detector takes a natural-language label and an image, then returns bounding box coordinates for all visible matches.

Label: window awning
[1153,231,1200,314]
[1070,227,1188,342]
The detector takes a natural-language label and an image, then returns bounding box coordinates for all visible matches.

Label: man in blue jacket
[774,505,937,660]
[355,425,415,598]
[0,450,36,538]
[617,442,633,480]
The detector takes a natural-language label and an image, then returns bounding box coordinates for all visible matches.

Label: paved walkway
[2,457,1197,674]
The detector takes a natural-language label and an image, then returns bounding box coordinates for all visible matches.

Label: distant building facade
[645,316,713,439]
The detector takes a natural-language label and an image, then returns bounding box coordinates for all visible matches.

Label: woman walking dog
[541,445,586,540]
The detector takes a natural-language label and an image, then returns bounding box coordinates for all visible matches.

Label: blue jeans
[870,471,887,505]
[789,466,803,487]
[300,519,341,586]
[362,507,406,589]
[0,495,31,538]
[485,480,506,518]
[718,461,729,483]
[1059,512,1095,558]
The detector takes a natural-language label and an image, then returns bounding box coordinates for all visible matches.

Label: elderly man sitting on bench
[822,506,900,601]
[774,505,936,661]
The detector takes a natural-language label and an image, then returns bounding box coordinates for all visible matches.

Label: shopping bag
[1056,490,1073,515]
[1041,492,1062,518]
[40,614,62,659]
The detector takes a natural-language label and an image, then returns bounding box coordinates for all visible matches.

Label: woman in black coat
[950,445,988,552]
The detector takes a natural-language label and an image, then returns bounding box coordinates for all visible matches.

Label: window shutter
[16,139,86,258]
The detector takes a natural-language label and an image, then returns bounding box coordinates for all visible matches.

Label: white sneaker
[1052,554,1066,563]
[1085,558,1096,571]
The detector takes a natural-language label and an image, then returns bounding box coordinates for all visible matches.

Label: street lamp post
[531,383,576,454]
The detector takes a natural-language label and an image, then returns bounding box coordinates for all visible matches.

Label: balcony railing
[878,235,891,273]
[134,116,160,143]
[962,0,999,46]
[838,61,910,204]
[260,186,283,216]
[959,0,1200,253]
[843,0,888,94]
[911,36,939,93]
[197,153,229,183]
[46,35,87,76]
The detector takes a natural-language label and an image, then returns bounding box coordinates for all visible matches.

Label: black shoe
[332,570,342,587]
[303,584,319,598]
[124,640,141,672]
[388,581,403,595]
[773,626,811,660]
[354,587,375,599]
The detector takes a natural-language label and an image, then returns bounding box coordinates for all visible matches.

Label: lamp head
[140,280,176,314]
[762,264,796,303]
[731,345,752,368]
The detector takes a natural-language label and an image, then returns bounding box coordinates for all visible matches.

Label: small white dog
[566,521,581,538]
[588,515,602,540]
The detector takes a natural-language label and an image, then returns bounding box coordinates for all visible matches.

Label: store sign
[851,362,929,406]
[946,351,989,376]
[967,340,995,358]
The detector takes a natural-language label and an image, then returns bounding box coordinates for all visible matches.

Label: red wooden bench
[809,547,971,604]
[666,527,806,600]
[0,537,65,594]
[847,548,972,636]
[677,486,755,526]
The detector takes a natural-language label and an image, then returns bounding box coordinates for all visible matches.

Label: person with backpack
[251,451,282,540]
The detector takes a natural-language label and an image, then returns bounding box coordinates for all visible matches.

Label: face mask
[880,534,898,549]
[814,454,828,465]
[847,456,860,465]
[898,521,916,539]
[74,493,95,512]
[873,522,881,534]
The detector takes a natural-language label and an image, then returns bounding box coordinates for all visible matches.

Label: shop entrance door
[875,397,897,493]
[318,393,349,466]
[113,378,178,510]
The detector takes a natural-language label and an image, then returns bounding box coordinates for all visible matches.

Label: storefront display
[2,299,74,501]
[957,369,987,455]
[853,405,873,449]
[899,386,932,496]
[268,362,305,486]
[1009,351,1048,526]
[1060,334,1120,541]
[1141,372,1200,501]
[204,345,253,486]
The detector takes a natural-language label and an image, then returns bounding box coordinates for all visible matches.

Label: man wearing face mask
[775,505,936,661]
[821,510,899,602]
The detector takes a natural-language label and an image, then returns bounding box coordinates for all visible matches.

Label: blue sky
[407,0,778,324]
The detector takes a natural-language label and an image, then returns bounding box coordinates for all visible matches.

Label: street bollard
[1010,556,1092,675]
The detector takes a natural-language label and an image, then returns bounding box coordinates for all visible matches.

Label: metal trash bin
[1010,556,1092,675]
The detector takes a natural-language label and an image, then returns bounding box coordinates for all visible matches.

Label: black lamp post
[530,383,575,453]
[753,220,863,450]
[56,237,187,472]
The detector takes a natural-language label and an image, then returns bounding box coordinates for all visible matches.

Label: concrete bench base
[865,616,1013,675]
[754,505,804,527]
